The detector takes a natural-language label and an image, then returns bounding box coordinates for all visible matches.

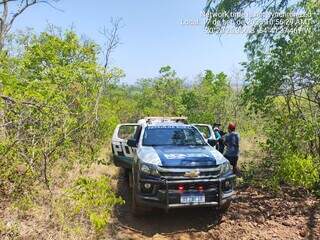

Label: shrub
[0,30,122,199]
[56,176,124,232]
[277,154,319,189]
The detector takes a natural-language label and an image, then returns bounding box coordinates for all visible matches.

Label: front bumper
[136,174,236,210]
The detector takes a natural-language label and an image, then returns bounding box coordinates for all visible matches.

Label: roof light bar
[143,116,188,124]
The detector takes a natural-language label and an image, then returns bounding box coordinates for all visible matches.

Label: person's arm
[223,134,228,146]
[236,133,240,147]
[214,131,221,140]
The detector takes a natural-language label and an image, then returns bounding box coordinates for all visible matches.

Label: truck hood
[137,145,226,167]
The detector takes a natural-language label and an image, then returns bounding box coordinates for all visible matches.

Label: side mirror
[208,139,217,147]
[127,139,137,147]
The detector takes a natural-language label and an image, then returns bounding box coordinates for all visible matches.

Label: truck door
[111,124,141,169]
[192,124,216,147]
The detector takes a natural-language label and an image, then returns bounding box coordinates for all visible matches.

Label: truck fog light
[225,181,230,187]
[144,183,152,189]
[223,180,232,191]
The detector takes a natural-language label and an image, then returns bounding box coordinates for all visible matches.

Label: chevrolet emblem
[184,170,200,178]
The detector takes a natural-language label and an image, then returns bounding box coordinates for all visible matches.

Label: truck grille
[158,181,218,191]
[157,166,221,179]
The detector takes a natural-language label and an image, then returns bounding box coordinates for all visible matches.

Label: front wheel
[212,200,231,224]
[128,171,133,189]
[213,210,224,225]
[131,186,148,216]
[219,200,231,214]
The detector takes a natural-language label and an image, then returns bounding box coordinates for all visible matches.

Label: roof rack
[140,116,188,124]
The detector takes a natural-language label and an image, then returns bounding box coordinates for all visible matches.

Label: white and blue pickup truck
[111,117,235,216]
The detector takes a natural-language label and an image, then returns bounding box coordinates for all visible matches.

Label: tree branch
[100,17,123,69]
[94,18,123,121]
[9,1,40,28]
[0,0,59,50]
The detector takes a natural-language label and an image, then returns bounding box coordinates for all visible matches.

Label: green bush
[57,176,124,232]
[0,30,124,199]
[277,154,319,189]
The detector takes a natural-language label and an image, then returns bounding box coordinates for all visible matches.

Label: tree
[243,2,320,156]
[100,18,123,69]
[0,0,58,50]
[204,0,320,157]
[204,0,299,33]
[184,70,231,124]
[94,18,124,121]
[203,0,320,189]
[135,66,186,117]
[0,30,120,195]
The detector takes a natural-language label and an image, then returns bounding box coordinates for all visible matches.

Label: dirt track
[110,172,319,240]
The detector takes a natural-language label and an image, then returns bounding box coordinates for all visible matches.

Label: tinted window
[142,126,206,146]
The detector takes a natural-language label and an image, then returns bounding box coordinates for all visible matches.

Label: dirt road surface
[109,172,319,240]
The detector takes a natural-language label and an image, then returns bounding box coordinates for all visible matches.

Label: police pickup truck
[111,117,235,216]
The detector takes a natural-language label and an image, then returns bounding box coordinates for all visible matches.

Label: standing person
[223,123,240,174]
[213,123,225,154]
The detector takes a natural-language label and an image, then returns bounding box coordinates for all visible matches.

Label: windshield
[142,126,206,146]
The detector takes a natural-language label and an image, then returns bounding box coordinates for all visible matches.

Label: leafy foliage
[204,0,320,190]
[205,0,301,33]
[135,66,186,117]
[128,67,243,127]
[277,154,319,189]
[243,2,320,157]
[1,29,249,235]
[183,70,231,123]
[0,30,121,197]
[56,176,124,232]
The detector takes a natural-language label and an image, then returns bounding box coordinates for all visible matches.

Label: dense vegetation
[0,29,251,235]
[205,0,320,191]
[0,0,319,237]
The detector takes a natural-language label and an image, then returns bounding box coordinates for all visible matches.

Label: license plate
[181,194,205,204]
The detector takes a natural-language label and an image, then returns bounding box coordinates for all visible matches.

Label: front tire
[213,210,224,224]
[131,186,147,216]
[128,171,133,189]
[219,200,231,214]
[212,200,231,224]
[130,169,149,216]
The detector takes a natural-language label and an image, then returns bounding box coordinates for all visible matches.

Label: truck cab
[111,117,235,216]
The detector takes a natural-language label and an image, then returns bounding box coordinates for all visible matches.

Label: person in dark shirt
[213,123,225,154]
[223,123,240,174]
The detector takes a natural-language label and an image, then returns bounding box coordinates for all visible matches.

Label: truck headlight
[220,161,231,175]
[141,164,151,174]
[140,162,159,177]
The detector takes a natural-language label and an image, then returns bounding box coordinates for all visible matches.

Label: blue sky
[12,0,247,84]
